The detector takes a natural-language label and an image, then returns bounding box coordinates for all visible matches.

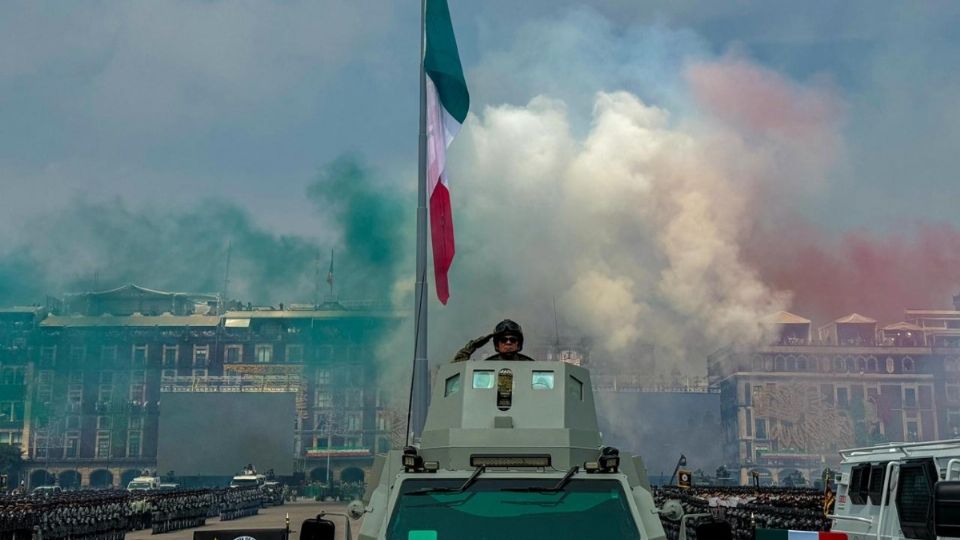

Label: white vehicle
[126,476,160,491]
[230,469,265,489]
[830,438,960,539]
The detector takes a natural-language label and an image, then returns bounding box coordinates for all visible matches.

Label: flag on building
[424,0,469,304]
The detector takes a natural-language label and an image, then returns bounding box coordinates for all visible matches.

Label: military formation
[654,486,832,540]
[0,485,267,540]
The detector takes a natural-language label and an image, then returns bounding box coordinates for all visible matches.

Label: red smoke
[744,220,960,324]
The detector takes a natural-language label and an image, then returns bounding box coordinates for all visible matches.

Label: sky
[3,1,960,368]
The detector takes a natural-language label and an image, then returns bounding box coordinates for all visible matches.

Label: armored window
[568,375,583,401]
[868,463,888,505]
[444,373,461,396]
[472,370,495,389]
[531,371,554,390]
[848,464,869,505]
[896,458,938,539]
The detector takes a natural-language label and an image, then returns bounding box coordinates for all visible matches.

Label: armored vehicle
[332,361,669,540]
[827,438,960,539]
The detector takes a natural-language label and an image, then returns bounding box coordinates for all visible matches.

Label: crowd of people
[0,485,267,540]
[654,486,832,540]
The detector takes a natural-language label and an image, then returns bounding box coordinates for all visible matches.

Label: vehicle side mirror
[935,480,960,538]
[347,500,366,520]
[695,521,732,540]
[300,515,336,540]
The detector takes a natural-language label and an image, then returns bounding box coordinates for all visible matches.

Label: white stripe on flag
[425,77,446,194]
[788,531,819,540]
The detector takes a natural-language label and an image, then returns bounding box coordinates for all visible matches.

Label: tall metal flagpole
[408,0,431,443]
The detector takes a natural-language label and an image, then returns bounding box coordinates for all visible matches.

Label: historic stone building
[4,285,403,488]
[709,307,960,486]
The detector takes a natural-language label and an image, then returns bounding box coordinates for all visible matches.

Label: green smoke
[0,154,409,308]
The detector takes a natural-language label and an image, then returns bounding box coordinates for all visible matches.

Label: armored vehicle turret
[344,360,668,540]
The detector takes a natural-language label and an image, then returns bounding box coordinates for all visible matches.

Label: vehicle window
[531,371,554,390]
[444,373,461,396]
[472,371,494,389]
[387,478,641,540]
[895,458,937,540]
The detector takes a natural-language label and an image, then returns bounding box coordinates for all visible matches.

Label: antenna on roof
[314,248,322,308]
[221,241,232,314]
[553,296,561,350]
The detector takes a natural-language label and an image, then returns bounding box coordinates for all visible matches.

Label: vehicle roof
[839,438,960,464]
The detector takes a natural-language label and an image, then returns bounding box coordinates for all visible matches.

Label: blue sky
[3,1,958,238]
[3,1,960,360]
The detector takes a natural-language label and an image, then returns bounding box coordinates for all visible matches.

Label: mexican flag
[424,0,469,304]
[755,530,847,539]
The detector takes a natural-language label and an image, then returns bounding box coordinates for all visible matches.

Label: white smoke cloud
[432,86,801,370]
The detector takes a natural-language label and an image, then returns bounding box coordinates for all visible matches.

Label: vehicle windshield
[231,478,259,487]
[387,478,641,540]
[127,482,153,489]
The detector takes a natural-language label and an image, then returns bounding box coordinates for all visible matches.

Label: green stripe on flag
[755,530,788,540]
[425,0,469,123]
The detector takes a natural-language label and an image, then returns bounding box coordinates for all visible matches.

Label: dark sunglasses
[497,336,519,344]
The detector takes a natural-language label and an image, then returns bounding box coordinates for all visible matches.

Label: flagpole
[408,0,431,443]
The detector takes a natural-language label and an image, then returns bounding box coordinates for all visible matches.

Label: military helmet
[493,319,524,350]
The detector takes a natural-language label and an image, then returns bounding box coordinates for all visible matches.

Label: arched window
[903,357,915,373]
[867,356,878,372]
[775,355,785,371]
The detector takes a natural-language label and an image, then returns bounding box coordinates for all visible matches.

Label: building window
[193,345,209,366]
[947,384,960,403]
[97,416,112,429]
[40,346,56,365]
[948,408,960,436]
[867,356,878,372]
[837,387,849,409]
[129,417,143,429]
[161,369,176,381]
[286,345,304,363]
[69,346,85,364]
[98,384,113,404]
[100,345,118,364]
[65,433,79,458]
[315,391,333,408]
[904,387,917,408]
[346,413,362,431]
[127,431,142,457]
[162,345,178,367]
[0,402,17,422]
[906,421,919,442]
[66,416,80,430]
[67,386,82,412]
[68,370,83,384]
[255,344,273,363]
[346,389,363,409]
[316,369,331,386]
[129,383,146,403]
[132,345,148,366]
[225,345,242,364]
[192,369,208,379]
[99,371,114,384]
[755,419,767,439]
[96,431,111,458]
[903,357,915,372]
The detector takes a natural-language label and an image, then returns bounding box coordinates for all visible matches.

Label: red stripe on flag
[818,533,847,539]
[429,182,455,304]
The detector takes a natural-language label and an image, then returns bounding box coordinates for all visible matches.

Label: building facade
[709,308,960,486]
[1,285,404,488]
